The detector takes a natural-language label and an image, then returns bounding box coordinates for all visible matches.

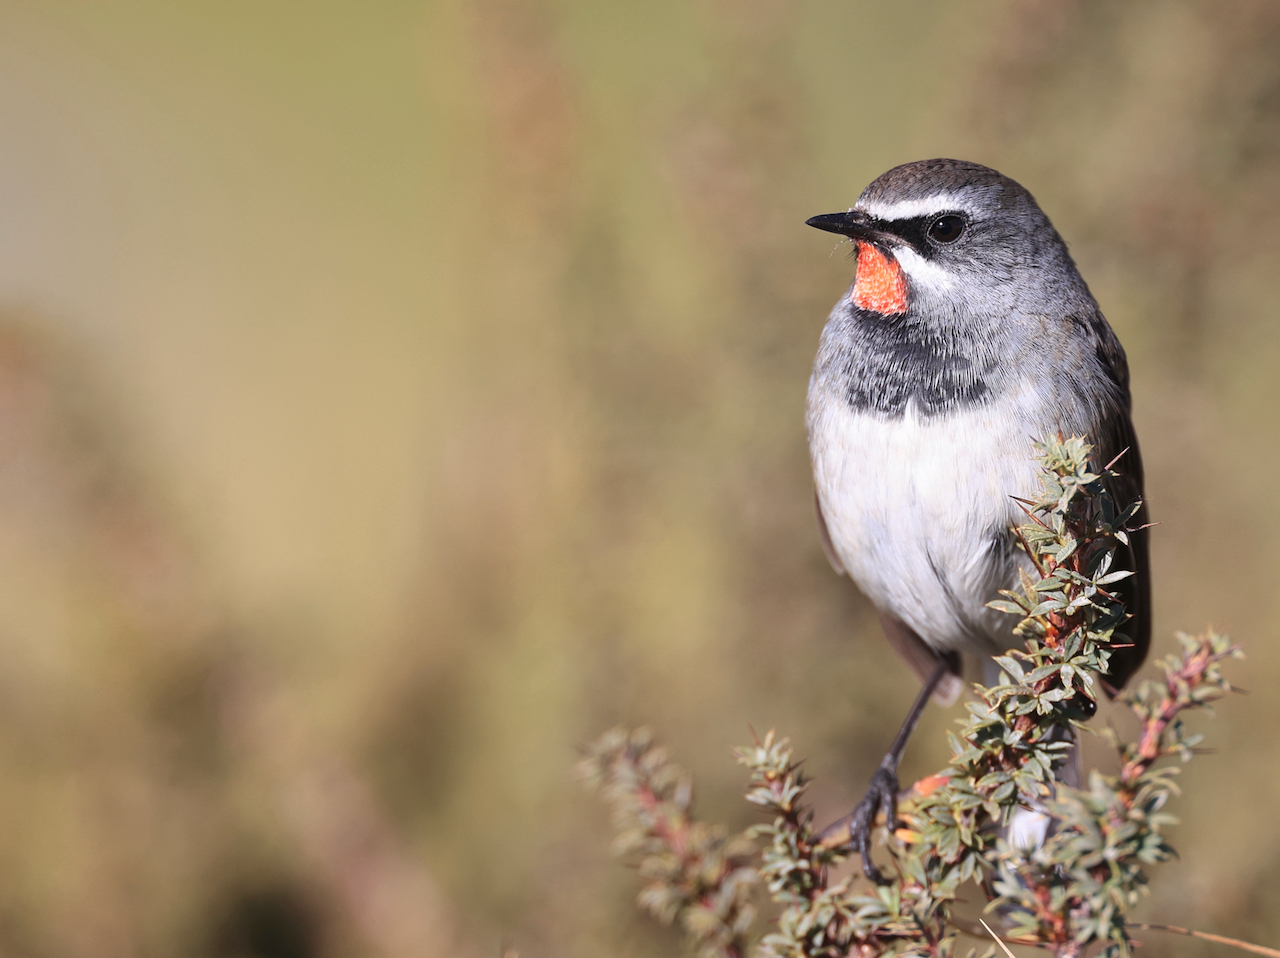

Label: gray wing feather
[1081,313,1151,690]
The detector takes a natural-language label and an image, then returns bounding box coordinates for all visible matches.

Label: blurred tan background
[0,0,1275,955]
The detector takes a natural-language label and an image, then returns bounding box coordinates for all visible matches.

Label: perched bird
[805,159,1149,881]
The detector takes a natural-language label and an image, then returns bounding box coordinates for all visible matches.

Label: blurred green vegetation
[0,1,1274,956]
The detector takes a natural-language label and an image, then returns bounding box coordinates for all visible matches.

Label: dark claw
[845,763,900,884]
[819,658,951,882]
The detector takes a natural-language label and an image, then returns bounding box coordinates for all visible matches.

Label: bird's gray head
[807,159,1094,325]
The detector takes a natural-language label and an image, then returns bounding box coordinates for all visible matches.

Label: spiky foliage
[992,629,1240,957]
[578,726,759,958]
[582,436,1242,958]
[737,730,951,958]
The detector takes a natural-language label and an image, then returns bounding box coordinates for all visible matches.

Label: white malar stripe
[893,246,956,294]
[856,195,979,222]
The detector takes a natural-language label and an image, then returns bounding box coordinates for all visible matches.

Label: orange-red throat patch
[852,241,907,315]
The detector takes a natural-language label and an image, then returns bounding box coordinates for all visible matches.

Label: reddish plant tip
[852,241,908,314]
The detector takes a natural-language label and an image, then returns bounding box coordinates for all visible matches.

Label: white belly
[807,383,1057,655]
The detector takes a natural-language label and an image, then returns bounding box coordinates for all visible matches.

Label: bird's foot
[819,763,900,884]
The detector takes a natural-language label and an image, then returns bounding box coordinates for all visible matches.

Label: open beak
[805,210,898,247]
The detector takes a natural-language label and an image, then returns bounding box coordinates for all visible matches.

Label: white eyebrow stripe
[856,195,978,221]
[894,246,956,292]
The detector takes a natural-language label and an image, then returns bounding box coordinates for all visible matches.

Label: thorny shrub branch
[580,436,1244,958]
[578,727,759,958]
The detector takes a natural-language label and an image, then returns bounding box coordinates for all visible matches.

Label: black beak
[805,210,894,245]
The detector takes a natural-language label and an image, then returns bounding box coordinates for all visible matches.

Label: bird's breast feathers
[807,380,1065,656]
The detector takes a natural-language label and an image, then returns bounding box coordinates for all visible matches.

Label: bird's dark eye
[928,214,965,244]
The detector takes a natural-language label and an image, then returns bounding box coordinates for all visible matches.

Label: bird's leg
[821,657,952,884]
